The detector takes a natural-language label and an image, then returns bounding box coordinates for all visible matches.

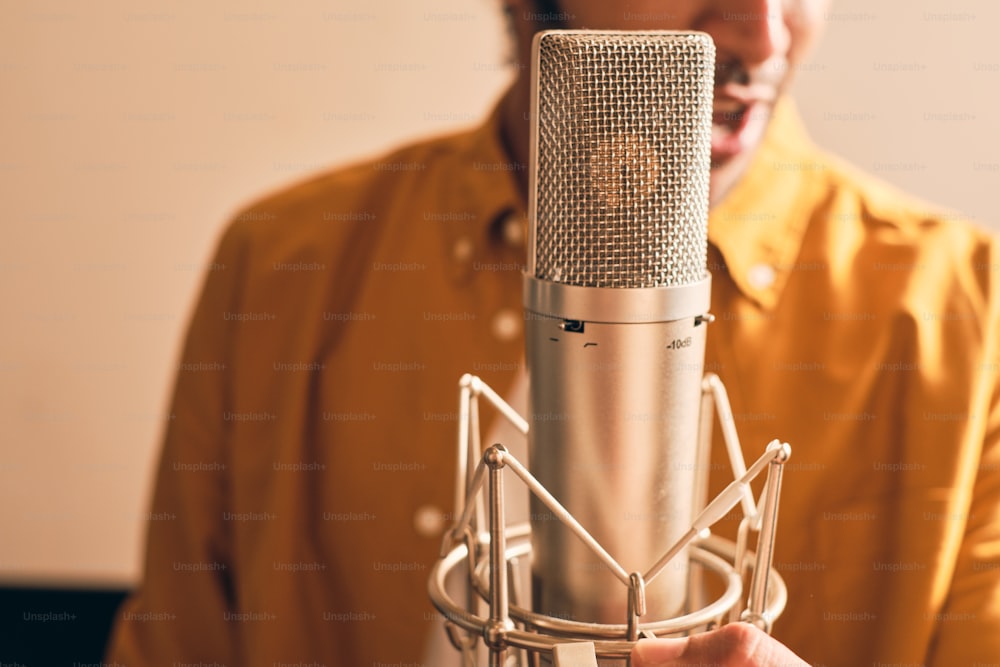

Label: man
[106,1,1000,665]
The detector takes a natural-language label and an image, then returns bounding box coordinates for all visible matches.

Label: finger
[630,623,810,666]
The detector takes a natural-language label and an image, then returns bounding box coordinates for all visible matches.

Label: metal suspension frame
[428,373,790,666]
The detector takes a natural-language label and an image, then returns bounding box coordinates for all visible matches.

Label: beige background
[0,0,997,587]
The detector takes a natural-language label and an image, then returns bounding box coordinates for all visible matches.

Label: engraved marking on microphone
[666,336,693,350]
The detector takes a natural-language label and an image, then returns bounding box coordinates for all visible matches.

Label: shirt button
[413,505,446,538]
[748,263,776,290]
[491,308,522,342]
[501,213,525,247]
[452,237,474,263]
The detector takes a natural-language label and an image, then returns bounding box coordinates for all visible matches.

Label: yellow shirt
[106,97,1000,666]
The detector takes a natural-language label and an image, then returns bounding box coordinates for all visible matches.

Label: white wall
[795,0,1000,227]
[0,0,997,587]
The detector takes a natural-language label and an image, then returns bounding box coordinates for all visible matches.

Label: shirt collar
[457,101,526,241]
[708,96,821,310]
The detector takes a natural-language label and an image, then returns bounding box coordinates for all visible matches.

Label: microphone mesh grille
[533,32,714,288]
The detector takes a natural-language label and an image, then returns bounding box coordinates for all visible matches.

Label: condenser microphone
[524,30,716,627]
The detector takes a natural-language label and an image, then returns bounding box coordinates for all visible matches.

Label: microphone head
[529,31,715,289]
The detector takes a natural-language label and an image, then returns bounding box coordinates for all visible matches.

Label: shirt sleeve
[927,246,1000,664]
[104,222,247,664]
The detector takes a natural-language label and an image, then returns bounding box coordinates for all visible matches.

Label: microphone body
[524,31,716,625]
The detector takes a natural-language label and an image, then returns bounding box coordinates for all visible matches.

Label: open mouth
[712,98,749,133]
[711,97,754,164]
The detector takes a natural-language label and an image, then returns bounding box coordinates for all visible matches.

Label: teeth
[713,99,745,114]
[712,122,731,141]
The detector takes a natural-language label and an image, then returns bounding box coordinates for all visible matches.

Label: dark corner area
[0,586,130,666]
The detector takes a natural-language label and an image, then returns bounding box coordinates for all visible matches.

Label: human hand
[630,623,809,666]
